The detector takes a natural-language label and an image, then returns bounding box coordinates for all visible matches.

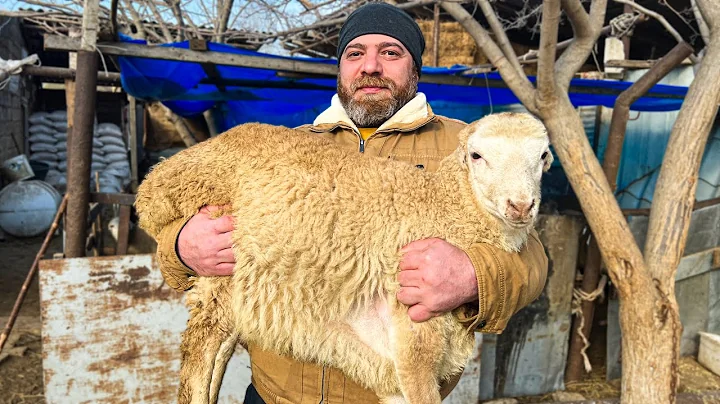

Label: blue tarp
[117,35,689,132]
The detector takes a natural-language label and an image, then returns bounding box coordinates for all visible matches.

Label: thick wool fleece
[135,117,541,400]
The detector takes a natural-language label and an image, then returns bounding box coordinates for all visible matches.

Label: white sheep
[134,111,552,404]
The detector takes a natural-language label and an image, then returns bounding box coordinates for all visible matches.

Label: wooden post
[128,95,139,192]
[65,0,100,258]
[432,3,440,67]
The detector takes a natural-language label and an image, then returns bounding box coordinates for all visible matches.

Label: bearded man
[153,3,549,403]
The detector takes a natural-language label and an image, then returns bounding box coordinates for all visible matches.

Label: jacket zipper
[319,366,326,403]
[360,115,436,153]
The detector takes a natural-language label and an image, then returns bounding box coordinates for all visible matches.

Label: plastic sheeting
[116,35,689,132]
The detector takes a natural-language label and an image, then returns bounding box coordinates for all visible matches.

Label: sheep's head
[458,112,552,228]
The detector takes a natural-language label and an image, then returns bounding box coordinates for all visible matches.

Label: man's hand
[177,205,235,276]
[397,238,478,322]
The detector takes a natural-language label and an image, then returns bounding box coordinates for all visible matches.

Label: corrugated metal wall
[595,66,720,209]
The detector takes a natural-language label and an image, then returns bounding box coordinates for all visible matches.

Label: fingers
[397,268,422,287]
[407,304,434,323]
[398,250,423,270]
[213,215,234,233]
[214,229,234,251]
[213,262,235,276]
[217,247,235,263]
[396,286,423,306]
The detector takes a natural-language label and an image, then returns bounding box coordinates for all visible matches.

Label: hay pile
[416,20,488,67]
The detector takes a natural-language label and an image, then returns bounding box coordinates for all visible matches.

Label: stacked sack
[28,110,67,186]
[27,110,130,192]
[94,123,130,193]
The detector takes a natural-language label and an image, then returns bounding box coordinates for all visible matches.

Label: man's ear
[543,149,554,172]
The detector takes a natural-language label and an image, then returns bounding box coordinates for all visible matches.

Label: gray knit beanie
[336,2,425,73]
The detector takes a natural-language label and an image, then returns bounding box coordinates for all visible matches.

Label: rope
[571,273,608,373]
[96,46,110,79]
[610,12,641,38]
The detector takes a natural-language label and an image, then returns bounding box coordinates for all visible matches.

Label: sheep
[134,111,553,404]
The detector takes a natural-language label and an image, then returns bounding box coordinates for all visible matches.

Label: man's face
[337,34,419,128]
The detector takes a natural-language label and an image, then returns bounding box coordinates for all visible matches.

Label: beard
[337,72,419,128]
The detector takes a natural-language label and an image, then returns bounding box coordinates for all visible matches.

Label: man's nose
[361,52,383,75]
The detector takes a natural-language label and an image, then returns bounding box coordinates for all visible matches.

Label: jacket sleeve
[455,229,548,334]
[155,216,198,291]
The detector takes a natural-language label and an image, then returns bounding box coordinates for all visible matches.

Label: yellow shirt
[358,127,377,140]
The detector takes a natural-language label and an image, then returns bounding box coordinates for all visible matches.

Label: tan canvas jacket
[154,93,549,403]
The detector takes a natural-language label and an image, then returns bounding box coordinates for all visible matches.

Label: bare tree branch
[537,0,561,101]
[477,0,524,78]
[440,1,537,112]
[660,0,700,41]
[214,0,234,42]
[163,0,185,40]
[645,0,720,283]
[145,0,174,42]
[691,0,711,46]
[555,0,608,91]
[179,7,203,39]
[696,0,720,28]
[122,0,147,40]
[614,0,699,63]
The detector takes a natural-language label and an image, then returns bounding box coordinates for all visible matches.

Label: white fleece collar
[313,93,431,132]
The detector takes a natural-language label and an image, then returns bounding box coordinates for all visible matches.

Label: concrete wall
[0,17,34,166]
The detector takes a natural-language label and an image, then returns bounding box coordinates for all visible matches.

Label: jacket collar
[312,93,434,133]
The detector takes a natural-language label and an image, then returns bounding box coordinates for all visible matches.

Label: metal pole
[564,42,694,383]
[64,0,100,258]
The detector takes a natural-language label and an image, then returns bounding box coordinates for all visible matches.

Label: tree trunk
[537,95,679,403]
[620,291,682,402]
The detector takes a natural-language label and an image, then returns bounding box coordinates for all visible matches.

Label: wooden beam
[22,65,121,82]
[89,192,136,206]
[42,34,687,100]
[606,59,693,69]
[45,34,339,77]
[432,3,440,67]
[115,205,131,255]
[128,96,139,192]
[41,82,123,93]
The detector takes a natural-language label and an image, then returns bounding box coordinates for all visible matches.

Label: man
[154,3,548,403]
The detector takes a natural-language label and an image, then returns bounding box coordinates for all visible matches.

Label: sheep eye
[541,151,548,160]
[471,152,482,161]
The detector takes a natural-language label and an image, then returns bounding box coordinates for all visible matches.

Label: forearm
[155,216,197,291]
[457,229,549,333]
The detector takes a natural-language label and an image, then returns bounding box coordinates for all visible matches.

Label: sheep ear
[543,149,554,172]
[456,147,468,167]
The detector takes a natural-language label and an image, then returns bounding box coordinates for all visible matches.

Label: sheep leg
[178,278,236,404]
[390,309,444,404]
[208,331,241,403]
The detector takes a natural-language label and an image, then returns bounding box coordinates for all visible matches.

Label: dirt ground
[1,234,719,404]
[0,233,63,404]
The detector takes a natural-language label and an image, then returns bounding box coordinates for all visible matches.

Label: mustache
[351,76,396,92]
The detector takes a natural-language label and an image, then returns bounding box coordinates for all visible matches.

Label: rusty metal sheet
[480,214,584,399]
[37,254,489,403]
[38,254,250,403]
